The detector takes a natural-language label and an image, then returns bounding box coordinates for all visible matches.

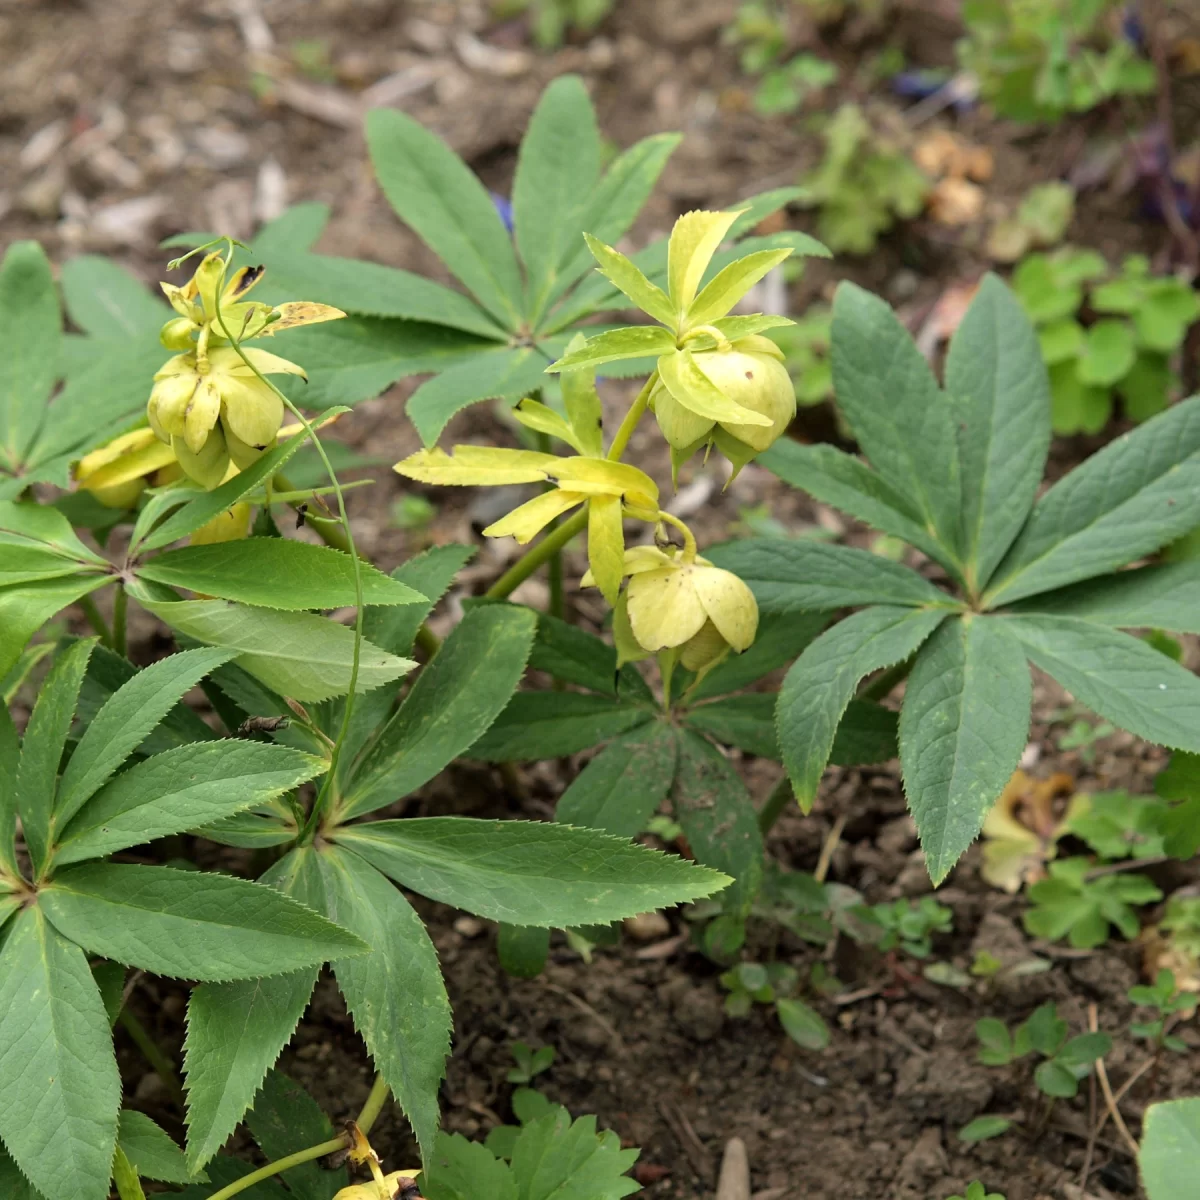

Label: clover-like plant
[709,273,1200,882]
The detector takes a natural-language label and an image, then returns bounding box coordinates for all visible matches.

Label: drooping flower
[394,446,659,604]
[73,426,178,509]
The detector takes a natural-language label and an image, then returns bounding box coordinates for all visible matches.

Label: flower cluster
[397,209,799,689]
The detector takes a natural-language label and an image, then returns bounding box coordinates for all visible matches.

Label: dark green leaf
[245,1071,346,1200]
[118,1110,201,1184]
[1016,562,1200,633]
[469,692,652,762]
[337,816,727,927]
[690,610,829,700]
[900,617,1032,884]
[363,544,476,656]
[497,924,550,979]
[0,574,112,679]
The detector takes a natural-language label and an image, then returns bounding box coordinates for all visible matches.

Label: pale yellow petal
[172,427,230,490]
[586,494,625,606]
[80,440,177,492]
[193,252,226,320]
[691,564,758,652]
[550,457,659,508]
[149,373,200,438]
[667,209,743,311]
[225,425,271,470]
[626,566,708,652]
[483,489,583,544]
[183,378,222,453]
[681,619,731,673]
[651,377,714,450]
[189,502,252,545]
[217,376,284,447]
[259,301,347,335]
[154,353,198,380]
[394,445,557,487]
[216,346,308,379]
[657,349,772,428]
[221,264,265,303]
[160,282,196,320]
[612,591,652,667]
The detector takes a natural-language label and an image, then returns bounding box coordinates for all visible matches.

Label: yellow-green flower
[394,446,659,604]
[332,1170,421,1200]
[73,426,178,509]
[583,544,758,671]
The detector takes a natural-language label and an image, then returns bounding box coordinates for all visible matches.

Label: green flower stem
[356,1073,391,1135]
[757,775,794,835]
[485,509,588,601]
[414,623,441,658]
[76,593,111,646]
[203,1136,347,1200]
[606,373,656,463]
[117,1008,184,1108]
[112,582,128,658]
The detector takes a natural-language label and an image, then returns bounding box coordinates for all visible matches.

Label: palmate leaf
[513,75,601,324]
[947,274,1052,591]
[55,646,235,825]
[335,816,729,927]
[0,498,111,565]
[39,863,367,981]
[364,544,475,657]
[1005,614,1200,752]
[60,256,167,340]
[831,282,961,560]
[555,720,678,838]
[278,844,450,1158]
[672,729,763,917]
[690,610,829,701]
[134,593,414,703]
[54,740,326,866]
[986,396,1200,606]
[245,1071,346,1200]
[365,107,523,328]
[136,540,425,610]
[0,908,120,1200]
[0,242,60,469]
[1018,561,1200,632]
[341,604,536,819]
[708,537,949,612]
[469,692,652,762]
[900,617,1032,883]
[777,606,948,812]
[519,604,652,701]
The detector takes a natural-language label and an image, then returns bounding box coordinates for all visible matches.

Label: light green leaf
[342,604,536,818]
[253,202,330,254]
[512,398,586,453]
[1020,562,1200,632]
[118,1110,202,1184]
[469,692,652,762]
[0,498,111,564]
[509,1109,640,1200]
[514,75,601,323]
[1141,1097,1200,1200]
[114,1145,149,1199]
[0,242,61,468]
[184,969,320,1173]
[686,248,792,326]
[134,594,414,702]
[777,606,948,811]
[986,397,1200,605]
[365,108,523,326]
[756,439,956,573]
[710,313,794,342]
[282,845,450,1158]
[1005,614,1200,751]
[673,729,761,916]
[40,862,367,981]
[776,998,830,1050]
[555,720,678,838]
[901,617,1032,884]
[136,422,333,552]
[407,346,550,446]
[0,574,112,678]
[424,1131,518,1200]
[706,537,950,612]
[16,637,96,871]
[0,544,98,587]
[245,1070,346,1200]
[561,353,604,457]
[658,347,771,426]
[947,274,1052,590]
[547,132,681,309]
[55,741,325,866]
[831,282,961,559]
[581,233,676,327]
[1038,319,1085,365]
[337,816,727,927]
[690,609,829,700]
[56,646,235,826]
[1050,359,1111,435]
[547,325,676,372]
[1077,319,1137,386]
[0,908,120,1200]
[60,256,167,339]
[137,540,425,610]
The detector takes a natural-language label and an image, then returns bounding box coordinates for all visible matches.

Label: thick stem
[758,775,794,835]
[413,623,441,658]
[606,373,656,463]
[356,1074,391,1136]
[112,583,128,658]
[204,1137,347,1200]
[486,509,587,601]
[117,1008,184,1108]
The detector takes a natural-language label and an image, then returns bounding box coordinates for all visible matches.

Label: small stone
[454,916,485,938]
[623,911,670,942]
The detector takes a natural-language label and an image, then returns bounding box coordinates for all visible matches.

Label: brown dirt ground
[6,1,1200,1198]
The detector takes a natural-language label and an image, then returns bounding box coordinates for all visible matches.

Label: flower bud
[694,334,794,454]
[160,316,198,351]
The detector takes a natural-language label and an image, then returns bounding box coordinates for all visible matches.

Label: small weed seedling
[979,770,1081,893]
[796,104,930,254]
[945,1184,1006,1200]
[1128,969,1197,1055]
[726,3,837,116]
[719,961,831,1050]
[860,896,953,959]
[1024,857,1162,948]
[491,0,613,49]
[507,1041,556,1084]
[1013,249,1200,434]
[1066,789,1169,860]
[767,306,834,408]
